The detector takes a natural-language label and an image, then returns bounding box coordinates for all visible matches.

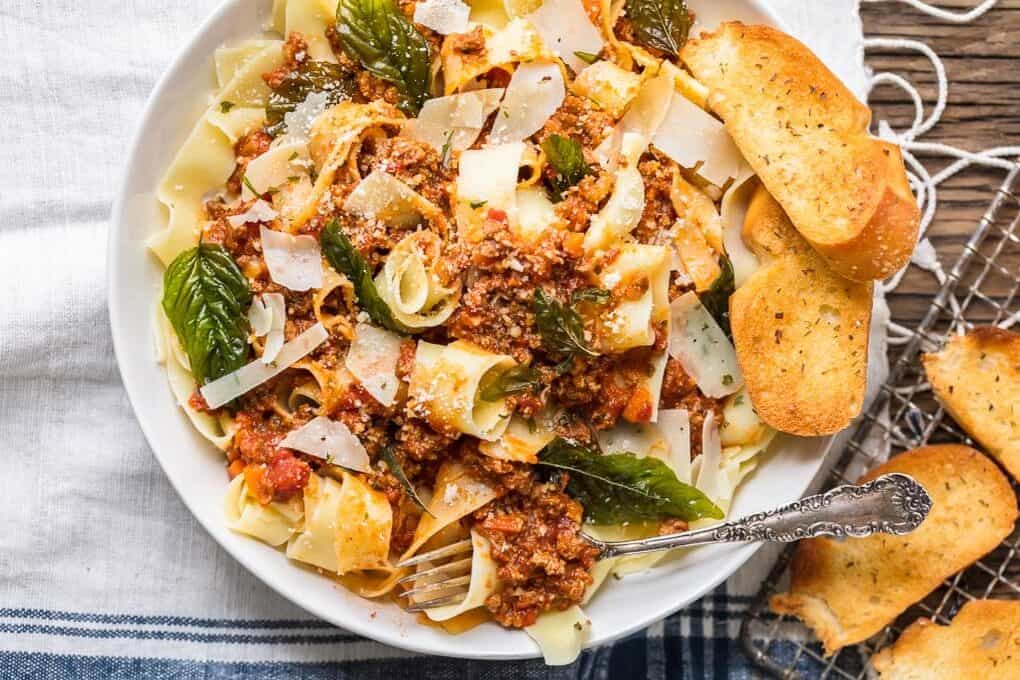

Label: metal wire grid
[739,163,1020,680]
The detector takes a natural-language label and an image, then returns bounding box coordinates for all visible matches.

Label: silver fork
[395,472,933,611]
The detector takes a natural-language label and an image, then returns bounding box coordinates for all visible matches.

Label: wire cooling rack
[739,163,1020,679]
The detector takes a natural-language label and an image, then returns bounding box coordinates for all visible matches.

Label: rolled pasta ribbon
[596,243,670,352]
[409,340,516,441]
[375,231,461,330]
[225,474,304,547]
[286,472,394,575]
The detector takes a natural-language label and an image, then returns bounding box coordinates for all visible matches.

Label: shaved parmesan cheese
[242,140,311,200]
[404,89,504,153]
[489,62,565,144]
[413,0,471,34]
[248,293,287,364]
[652,93,744,187]
[457,142,524,212]
[247,296,273,337]
[658,409,692,484]
[279,416,371,472]
[228,199,278,227]
[281,90,331,142]
[200,323,329,408]
[260,225,323,291]
[525,605,591,666]
[668,292,743,399]
[720,168,759,287]
[613,69,674,165]
[525,0,603,73]
[694,410,723,502]
[345,323,405,407]
[260,293,286,364]
[343,169,424,228]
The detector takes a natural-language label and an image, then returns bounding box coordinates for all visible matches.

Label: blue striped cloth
[1,592,768,679]
[0,0,864,677]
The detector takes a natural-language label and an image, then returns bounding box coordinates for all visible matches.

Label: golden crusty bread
[770,445,1017,655]
[681,23,920,282]
[730,185,872,436]
[871,599,1020,679]
[922,327,1020,479]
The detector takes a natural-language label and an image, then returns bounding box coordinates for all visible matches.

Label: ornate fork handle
[590,473,933,560]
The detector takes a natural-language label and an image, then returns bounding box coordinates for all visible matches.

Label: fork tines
[395,538,474,612]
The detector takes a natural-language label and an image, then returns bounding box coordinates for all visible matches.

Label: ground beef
[660,358,724,457]
[551,345,662,430]
[633,157,678,244]
[554,170,615,231]
[226,130,273,196]
[356,135,454,210]
[393,416,458,465]
[447,220,590,364]
[537,94,614,150]
[472,476,600,628]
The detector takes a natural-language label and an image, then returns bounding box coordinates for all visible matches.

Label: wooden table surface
[860,0,1020,324]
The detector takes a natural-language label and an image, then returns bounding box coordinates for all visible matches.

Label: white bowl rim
[107,0,817,661]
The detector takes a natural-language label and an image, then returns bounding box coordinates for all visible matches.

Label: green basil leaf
[335,0,431,115]
[538,438,723,523]
[381,446,431,515]
[266,60,358,137]
[479,364,543,401]
[162,244,252,385]
[625,0,691,57]
[573,50,600,65]
[320,220,406,333]
[571,287,611,306]
[533,288,599,359]
[698,255,735,338]
[541,134,590,202]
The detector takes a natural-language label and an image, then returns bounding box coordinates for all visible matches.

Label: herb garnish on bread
[771,445,1017,655]
[922,327,1020,479]
[730,184,872,436]
[681,23,920,282]
[871,599,1020,679]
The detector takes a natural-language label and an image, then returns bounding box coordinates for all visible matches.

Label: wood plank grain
[859,0,1020,325]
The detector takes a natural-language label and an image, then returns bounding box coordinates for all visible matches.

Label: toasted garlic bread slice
[871,599,1020,679]
[922,327,1020,479]
[771,445,1017,656]
[681,23,920,282]
[730,185,872,436]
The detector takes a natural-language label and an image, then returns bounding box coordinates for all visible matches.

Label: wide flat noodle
[334,471,393,573]
[225,474,304,546]
[153,304,237,450]
[440,18,548,94]
[525,605,591,665]
[401,462,499,560]
[345,322,405,406]
[583,166,644,251]
[478,416,555,463]
[422,530,499,621]
[148,41,285,265]
[286,473,345,571]
[375,231,461,329]
[456,142,525,240]
[282,0,340,62]
[596,244,670,352]
[409,340,516,440]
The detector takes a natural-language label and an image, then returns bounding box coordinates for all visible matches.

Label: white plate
[108,0,831,660]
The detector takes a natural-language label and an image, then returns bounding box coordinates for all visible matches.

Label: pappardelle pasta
[150,0,775,664]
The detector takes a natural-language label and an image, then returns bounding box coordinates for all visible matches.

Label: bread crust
[681,23,920,282]
[770,445,1017,655]
[922,327,1020,479]
[871,599,1020,679]
[730,185,872,435]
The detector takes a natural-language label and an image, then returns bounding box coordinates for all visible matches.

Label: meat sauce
[194,29,726,631]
